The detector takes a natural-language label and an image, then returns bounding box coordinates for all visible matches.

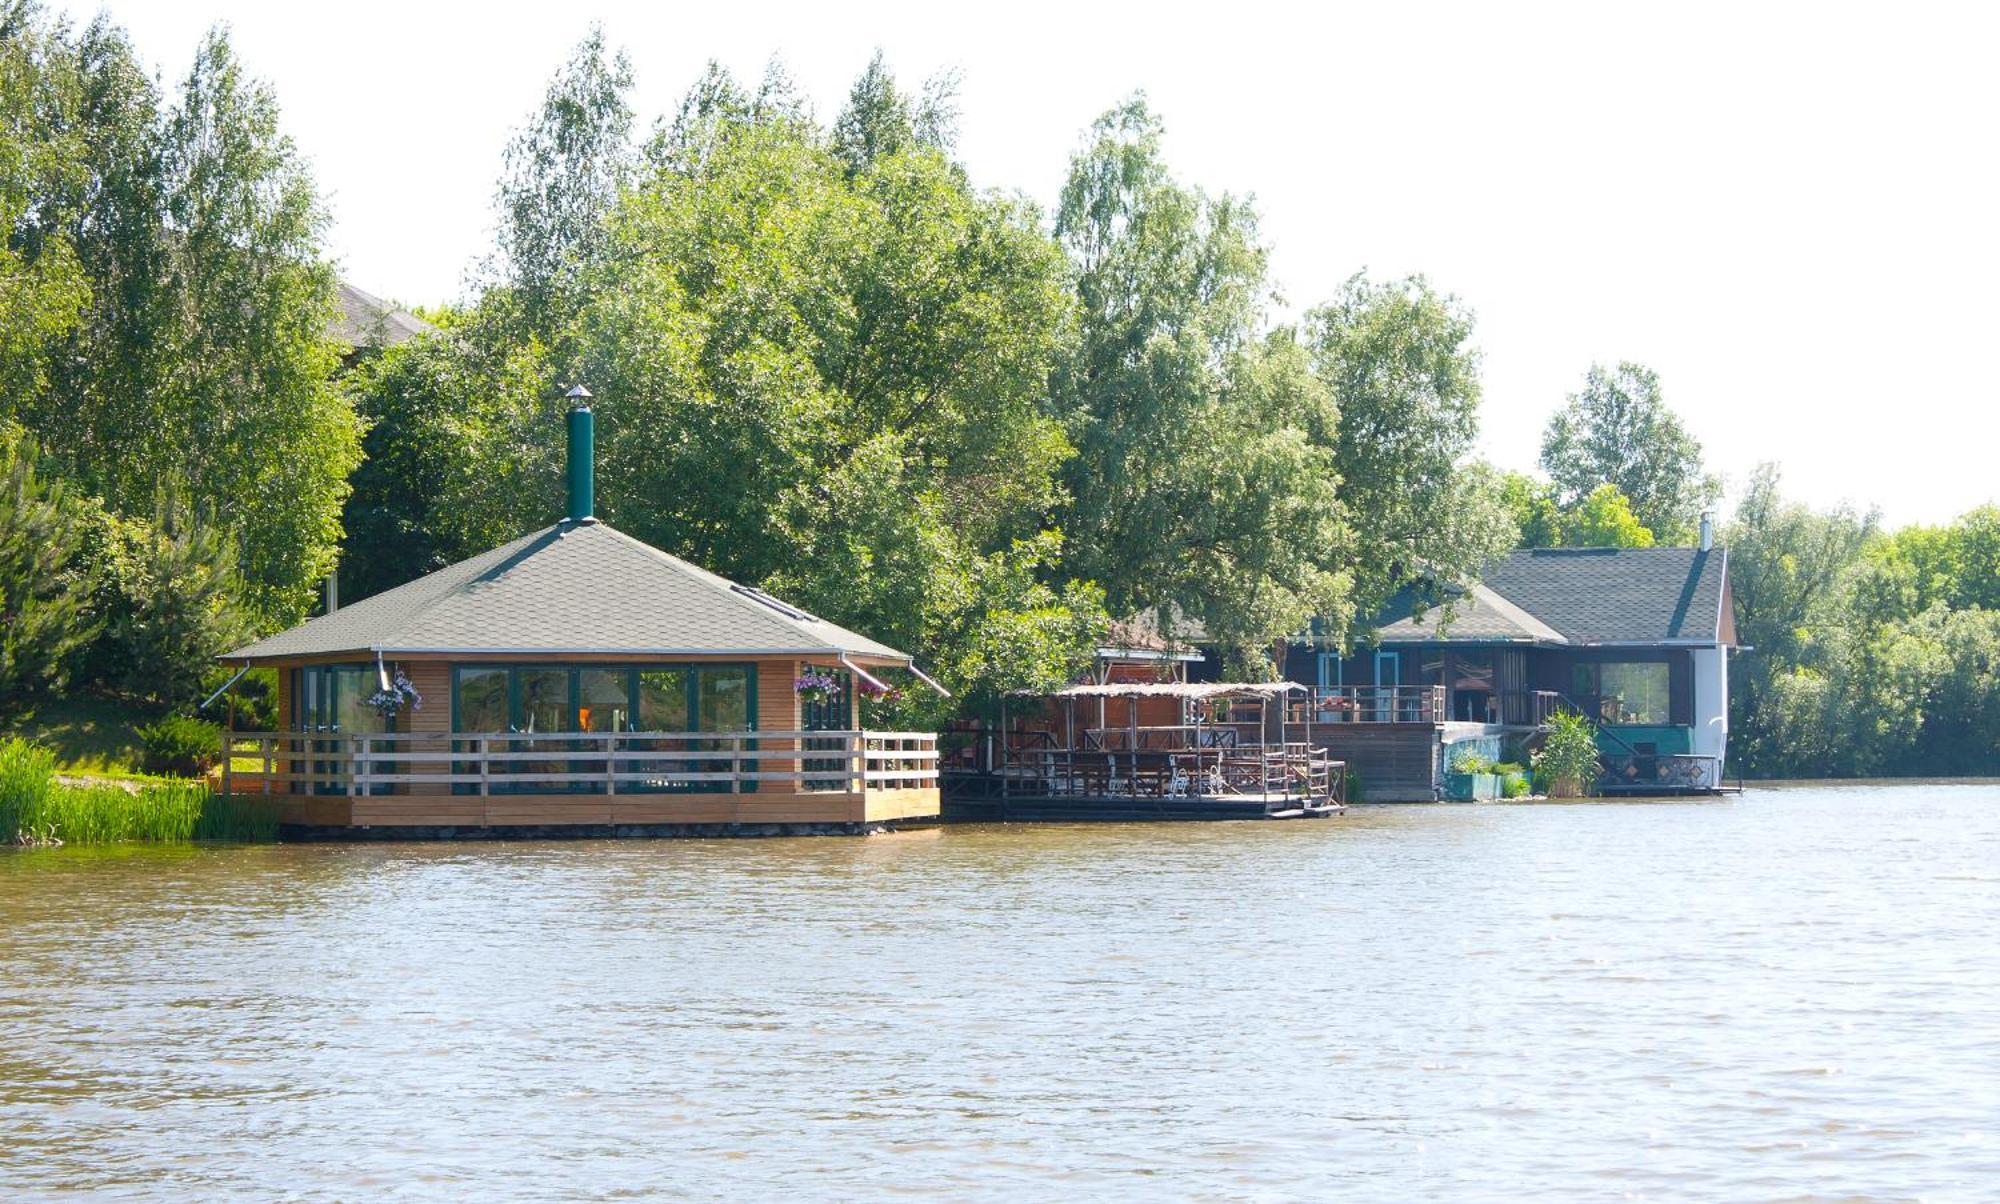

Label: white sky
[49,0,2000,528]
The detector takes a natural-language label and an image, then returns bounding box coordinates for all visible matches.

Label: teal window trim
[449,662,761,796]
[292,662,396,796]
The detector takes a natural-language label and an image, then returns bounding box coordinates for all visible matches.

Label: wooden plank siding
[1314,724,1444,802]
[251,654,940,830]
[281,791,942,829]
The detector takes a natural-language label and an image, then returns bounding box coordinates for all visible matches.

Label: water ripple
[0,784,1996,1200]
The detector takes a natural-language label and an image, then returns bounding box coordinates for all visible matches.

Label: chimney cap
[565,384,593,403]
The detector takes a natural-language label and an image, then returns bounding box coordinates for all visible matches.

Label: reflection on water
[1,783,1997,1200]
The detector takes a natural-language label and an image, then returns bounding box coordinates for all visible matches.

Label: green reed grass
[1,737,277,846]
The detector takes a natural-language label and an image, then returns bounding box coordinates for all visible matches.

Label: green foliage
[0,10,359,625]
[1553,483,1656,548]
[1535,711,1602,796]
[1341,765,1363,803]
[1498,472,1654,548]
[0,427,99,716]
[492,25,635,342]
[338,329,558,600]
[135,715,221,777]
[1724,465,2000,777]
[1448,746,1493,774]
[80,500,255,706]
[1307,273,1514,619]
[0,736,58,841]
[1540,362,1717,542]
[1498,471,1560,547]
[1054,98,1354,661]
[831,49,959,172]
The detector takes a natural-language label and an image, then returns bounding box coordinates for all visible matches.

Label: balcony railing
[1303,685,1447,724]
[220,729,939,798]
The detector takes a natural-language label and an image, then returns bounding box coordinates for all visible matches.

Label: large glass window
[578,669,631,733]
[452,665,757,794]
[1598,662,1670,725]
[637,670,689,731]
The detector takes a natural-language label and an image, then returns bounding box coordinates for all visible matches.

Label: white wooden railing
[220,730,939,798]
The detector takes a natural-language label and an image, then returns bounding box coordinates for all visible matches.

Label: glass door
[453,667,509,794]
[632,669,690,791]
[1374,651,1400,722]
[801,667,850,791]
[513,668,572,792]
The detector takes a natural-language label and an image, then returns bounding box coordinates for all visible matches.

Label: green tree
[1540,362,1717,541]
[1723,464,1878,774]
[492,25,635,342]
[1053,97,1348,665]
[337,327,558,601]
[1552,482,1655,547]
[3,13,359,625]
[560,60,1095,703]
[1305,272,1514,617]
[1498,471,1559,547]
[0,428,98,716]
[83,498,254,706]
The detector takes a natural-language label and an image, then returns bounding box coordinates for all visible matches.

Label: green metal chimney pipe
[565,384,595,523]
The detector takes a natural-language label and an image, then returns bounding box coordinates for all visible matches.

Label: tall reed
[1,737,278,846]
[0,738,60,843]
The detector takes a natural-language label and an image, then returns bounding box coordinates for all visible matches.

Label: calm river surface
[2,783,1997,1201]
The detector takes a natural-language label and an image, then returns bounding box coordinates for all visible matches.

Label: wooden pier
[944,682,1345,822]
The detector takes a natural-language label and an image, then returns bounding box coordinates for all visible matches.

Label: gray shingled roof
[224,522,912,662]
[1375,547,1729,646]
[331,280,433,350]
[1374,582,1566,644]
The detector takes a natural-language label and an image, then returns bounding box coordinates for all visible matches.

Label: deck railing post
[479,737,490,797]
[605,733,617,796]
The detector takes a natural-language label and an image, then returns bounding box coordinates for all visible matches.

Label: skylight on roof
[731,584,818,622]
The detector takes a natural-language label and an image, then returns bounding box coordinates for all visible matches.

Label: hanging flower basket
[794,669,842,708]
[858,678,904,704]
[366,665,423,720]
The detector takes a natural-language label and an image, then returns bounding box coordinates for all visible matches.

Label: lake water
[1,783,1997,1201]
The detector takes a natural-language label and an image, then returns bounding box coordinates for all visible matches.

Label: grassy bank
[3,694,172,778]
[1,739,278,846]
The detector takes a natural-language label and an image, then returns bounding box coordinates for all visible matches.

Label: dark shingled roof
[224,521,911,663]
[1373,582,1565,644]
[331,280,433,350]
[1376,547,1730,646]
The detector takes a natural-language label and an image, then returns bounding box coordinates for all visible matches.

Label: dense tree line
[3,8,1994,772]
[1726,470,2000,777]
[334,34,1516,718]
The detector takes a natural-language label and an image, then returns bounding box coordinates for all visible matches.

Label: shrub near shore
[0,739,277,846]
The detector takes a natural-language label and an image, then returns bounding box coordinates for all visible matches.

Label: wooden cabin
[216,397,939,836]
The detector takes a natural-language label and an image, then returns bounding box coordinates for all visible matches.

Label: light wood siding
[758,659,800,784]
[402,661,452,796]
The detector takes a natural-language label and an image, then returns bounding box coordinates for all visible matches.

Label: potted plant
[1443,747,1503,801]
